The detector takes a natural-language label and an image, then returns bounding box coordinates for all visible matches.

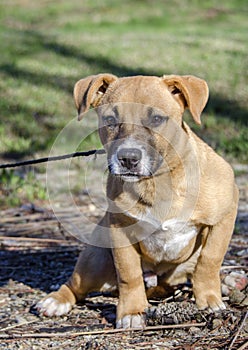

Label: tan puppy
[37,74,238,328]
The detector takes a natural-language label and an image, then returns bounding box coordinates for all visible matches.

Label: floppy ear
[74,73,117,120]
[162,75,209,124]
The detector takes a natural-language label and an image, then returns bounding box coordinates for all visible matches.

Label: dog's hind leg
[36,246,116,317]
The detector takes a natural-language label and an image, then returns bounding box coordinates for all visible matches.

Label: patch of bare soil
[0,169,247,349]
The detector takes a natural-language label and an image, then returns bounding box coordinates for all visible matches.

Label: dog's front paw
[196,293,226,312]
[36,296,72,317]
[36,284,76,317]
[116,313,146,329]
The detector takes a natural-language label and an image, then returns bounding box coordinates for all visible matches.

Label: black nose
[117,148,142,170]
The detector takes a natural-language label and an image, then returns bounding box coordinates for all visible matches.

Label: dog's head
[74,74,208,182]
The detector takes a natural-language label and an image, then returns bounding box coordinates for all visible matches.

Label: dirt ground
[0,165,247,349]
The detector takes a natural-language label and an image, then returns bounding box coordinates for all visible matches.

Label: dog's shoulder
[182,122,238,224]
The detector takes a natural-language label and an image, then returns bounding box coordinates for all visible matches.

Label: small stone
[229,314,238,323]
[221,284,230,296]
[88,204,96,212]
[229,289,247,305]
[189,326,202,334]
[50,284,60,291]
[15,315,27,324]
[224,272,248,291]
[212,318,223,329]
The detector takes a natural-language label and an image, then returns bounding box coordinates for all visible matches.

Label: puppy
[37,74,238,328]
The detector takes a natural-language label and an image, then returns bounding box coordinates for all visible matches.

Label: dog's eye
[150,115,168,127]
[103,116,117,128]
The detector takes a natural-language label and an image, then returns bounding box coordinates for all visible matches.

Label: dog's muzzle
[108,139,163,182]
[108,146,145,182]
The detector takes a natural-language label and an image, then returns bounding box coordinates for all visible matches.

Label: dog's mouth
[108,158,157,182]
[110,171,151,182]
[118,174,141,183]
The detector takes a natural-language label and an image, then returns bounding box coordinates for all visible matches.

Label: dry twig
[0,322,206,339]
[237,340,248,350]
[0,319,38,332]
[228,311,248,350]
[221,266,248,271]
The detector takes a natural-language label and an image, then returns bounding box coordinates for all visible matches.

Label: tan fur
[37,74,238,327]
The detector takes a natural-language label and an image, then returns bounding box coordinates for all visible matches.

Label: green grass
[0,169,47,208]
[0,0,247,163]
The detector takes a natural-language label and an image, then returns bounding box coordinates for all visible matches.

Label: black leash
[0,149,106,169]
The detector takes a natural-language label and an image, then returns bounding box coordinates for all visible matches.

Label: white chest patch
[127,210,198,262]
[141,219,197,262]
